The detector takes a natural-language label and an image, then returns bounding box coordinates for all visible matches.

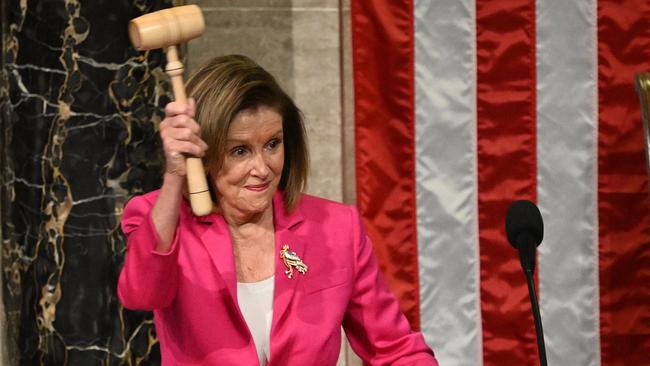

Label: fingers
[161,98,207,160]
[161,126,207,156]
[163,98,201,135]
[164,115,202,135]
[164,98,195,118]
[164,139,206,158]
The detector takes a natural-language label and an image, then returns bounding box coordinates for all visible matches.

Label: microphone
[504,200,547,366]
[505,200,544,273]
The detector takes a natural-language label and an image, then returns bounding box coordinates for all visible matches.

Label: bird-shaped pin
[280,244,308,279]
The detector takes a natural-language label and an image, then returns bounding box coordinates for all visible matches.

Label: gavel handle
[165,45,213,216]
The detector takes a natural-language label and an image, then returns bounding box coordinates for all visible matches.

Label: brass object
[280,244,308,279]
[634,72,650,200]
[128,5,212,216]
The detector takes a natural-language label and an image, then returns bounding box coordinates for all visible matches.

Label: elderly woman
[118,55,438,365]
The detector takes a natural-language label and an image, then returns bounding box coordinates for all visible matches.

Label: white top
[237,276,275,366]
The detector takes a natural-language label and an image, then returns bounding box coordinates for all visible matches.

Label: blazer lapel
[272,229,307,323]
[195,213,238,305]
[270,193,307,344]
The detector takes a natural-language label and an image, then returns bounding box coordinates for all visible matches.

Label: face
[213,105,284,218]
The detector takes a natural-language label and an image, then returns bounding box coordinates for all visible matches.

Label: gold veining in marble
[3,0,171,364]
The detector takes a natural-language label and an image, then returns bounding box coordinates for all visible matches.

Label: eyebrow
[226,129,284,144]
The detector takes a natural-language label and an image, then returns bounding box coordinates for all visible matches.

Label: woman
[118,55,438,365]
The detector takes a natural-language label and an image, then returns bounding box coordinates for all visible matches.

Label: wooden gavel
[129,5,212,216]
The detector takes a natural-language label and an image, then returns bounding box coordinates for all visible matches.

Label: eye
[266,137,283,150]
[230,146,248,157]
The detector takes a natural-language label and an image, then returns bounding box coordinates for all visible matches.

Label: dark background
[1,0,177,364]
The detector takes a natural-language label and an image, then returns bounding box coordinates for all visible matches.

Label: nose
[249,151,269,178]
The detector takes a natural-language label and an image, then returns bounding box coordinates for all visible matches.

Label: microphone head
[505,200,544,249]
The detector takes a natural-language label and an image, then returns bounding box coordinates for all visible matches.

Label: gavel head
[129,5,205,51]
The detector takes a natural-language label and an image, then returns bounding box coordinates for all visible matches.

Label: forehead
[228,106,282,136]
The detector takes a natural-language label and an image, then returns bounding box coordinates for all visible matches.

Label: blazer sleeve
[117,193,181,310]
[342,206,439,366]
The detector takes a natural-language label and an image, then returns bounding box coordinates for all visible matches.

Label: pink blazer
[118,190,438,365]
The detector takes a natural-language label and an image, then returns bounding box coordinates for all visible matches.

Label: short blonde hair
[185,55,308,212]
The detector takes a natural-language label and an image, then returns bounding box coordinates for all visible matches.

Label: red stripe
[351,0,420,329]
[475,1,538,364]
[598,1,650,364]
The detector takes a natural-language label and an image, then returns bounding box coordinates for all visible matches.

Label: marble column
[1,0,176,364]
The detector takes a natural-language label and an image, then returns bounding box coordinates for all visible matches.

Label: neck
[221,202,274,232]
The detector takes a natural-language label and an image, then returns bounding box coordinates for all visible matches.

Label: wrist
[163,172,185,188]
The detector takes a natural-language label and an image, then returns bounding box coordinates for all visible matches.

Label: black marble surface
[1,0,178,364]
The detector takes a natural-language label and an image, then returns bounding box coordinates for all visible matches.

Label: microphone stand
[524,268,548,366]
[506,201,548,366]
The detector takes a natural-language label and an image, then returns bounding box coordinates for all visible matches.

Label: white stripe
[415,1,481,365]
[536,0,600,365]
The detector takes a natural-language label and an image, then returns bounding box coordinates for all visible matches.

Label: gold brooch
[280,244,308,279]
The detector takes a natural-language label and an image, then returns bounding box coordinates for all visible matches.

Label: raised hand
[159,98,208,177]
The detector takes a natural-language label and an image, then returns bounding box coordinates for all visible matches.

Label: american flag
[351,1,650,365]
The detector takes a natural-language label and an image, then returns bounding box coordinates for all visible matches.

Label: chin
[239,203,270,217]
[219,186,278,216]
[241,194,274,213]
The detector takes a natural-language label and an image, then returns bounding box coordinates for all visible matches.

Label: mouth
[244,182,270,192]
